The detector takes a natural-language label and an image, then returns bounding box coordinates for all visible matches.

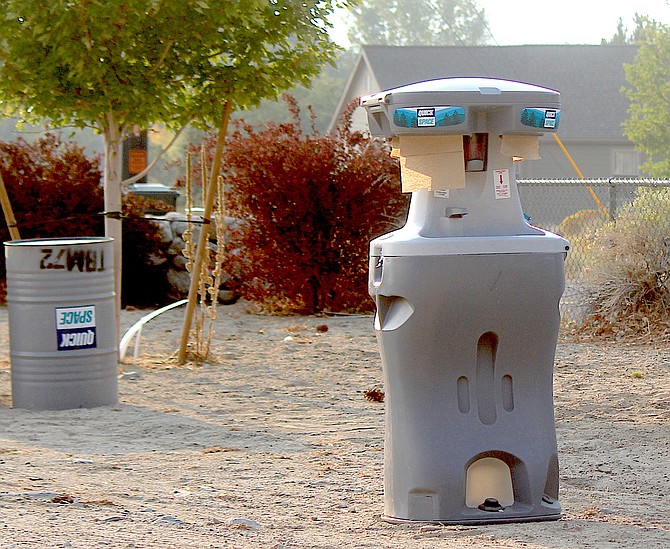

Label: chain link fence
[518,178,670,323]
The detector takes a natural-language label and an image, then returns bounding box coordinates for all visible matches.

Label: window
[613,150,640,177]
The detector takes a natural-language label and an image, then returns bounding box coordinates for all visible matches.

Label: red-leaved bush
[0,133,170,306]
[182,97,407,314]
[0,134,104,243]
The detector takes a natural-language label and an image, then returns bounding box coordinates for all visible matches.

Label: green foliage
[183,96,407,314]
[579,187,670,342]
[622,17,670,178]
[602,14,649,44]
[0,0,346,130]
[346,0,489,46]
[0,0,351,304]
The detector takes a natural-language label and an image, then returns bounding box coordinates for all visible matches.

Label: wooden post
[177,99,233,364]
[0,171,21,240]
[552,133,609,219]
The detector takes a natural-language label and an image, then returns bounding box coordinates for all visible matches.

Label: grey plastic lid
[380,76,555,94]
[361,77,560,137]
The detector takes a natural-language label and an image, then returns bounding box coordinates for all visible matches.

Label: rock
[168,234,187,256]
[228,517,260,530]
[154,515,184,525]
[128,212,239,305]
[146,252,169,267]
[163,211,186,222]
[166,268,192,296]
[171,254,189,270]
[170,220,189,239]
[218,289,237,305]
[150,219,175,244]
[98,515,126,522]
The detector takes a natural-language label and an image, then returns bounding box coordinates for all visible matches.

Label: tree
[347,0,488,46]
[0,0,349,313]
[602,13,650,44]
[622,17,670,178]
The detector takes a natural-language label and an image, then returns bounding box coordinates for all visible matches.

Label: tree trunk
[102,114,124,342]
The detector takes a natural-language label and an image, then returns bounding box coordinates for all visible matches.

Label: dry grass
[577,189,670,344]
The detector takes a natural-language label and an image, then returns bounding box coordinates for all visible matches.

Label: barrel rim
[4,237,113,247]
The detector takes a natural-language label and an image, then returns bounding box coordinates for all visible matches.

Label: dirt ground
[0,301,668,548]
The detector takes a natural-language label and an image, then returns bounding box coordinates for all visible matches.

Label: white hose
[119,299,188,364]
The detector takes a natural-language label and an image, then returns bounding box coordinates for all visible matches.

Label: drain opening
[478,497,505,512]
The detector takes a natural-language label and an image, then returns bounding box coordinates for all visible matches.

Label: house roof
[337,45,638,140]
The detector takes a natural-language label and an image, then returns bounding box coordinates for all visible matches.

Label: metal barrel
[5,237,118,410]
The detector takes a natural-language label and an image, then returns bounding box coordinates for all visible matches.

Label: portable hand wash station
[362,78,569,524]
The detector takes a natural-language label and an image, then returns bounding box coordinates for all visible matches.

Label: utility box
[127,183,180,214]
[363,78,568,524]
[122,130,148,183]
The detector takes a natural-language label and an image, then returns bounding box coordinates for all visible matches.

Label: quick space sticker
[520,108,560,130]
[56,305,97,351]
[393,106,465,129]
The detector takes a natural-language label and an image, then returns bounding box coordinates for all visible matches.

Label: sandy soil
[0,301,669,548]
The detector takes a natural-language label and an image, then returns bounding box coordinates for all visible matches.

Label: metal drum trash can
[5,237,118,410]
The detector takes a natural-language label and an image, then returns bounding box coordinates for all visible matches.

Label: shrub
[182,96,407,314]
[0,133,169,307]
[120,194,173,307]
[559,209,607,239]
[0,134,104,247]
[558,209,608,279]
[578,187,670,342]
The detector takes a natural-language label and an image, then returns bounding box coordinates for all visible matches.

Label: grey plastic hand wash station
[362,78,569,524]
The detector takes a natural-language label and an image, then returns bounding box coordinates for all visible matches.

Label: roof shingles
[360,45,637,140]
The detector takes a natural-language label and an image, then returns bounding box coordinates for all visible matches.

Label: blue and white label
[56,305,97,350]
[393,106,466,128]
[417,108,436,127]
[543,110,557,128]
[520,108,560,130]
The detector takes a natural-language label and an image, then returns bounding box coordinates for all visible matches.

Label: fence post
[608,178,617,221]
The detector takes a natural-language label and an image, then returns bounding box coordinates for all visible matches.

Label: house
[331,45,641,179]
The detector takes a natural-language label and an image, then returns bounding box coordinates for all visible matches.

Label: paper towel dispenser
[464,133,488,172]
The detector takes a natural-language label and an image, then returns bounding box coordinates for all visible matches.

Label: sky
[331,0,669,46]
